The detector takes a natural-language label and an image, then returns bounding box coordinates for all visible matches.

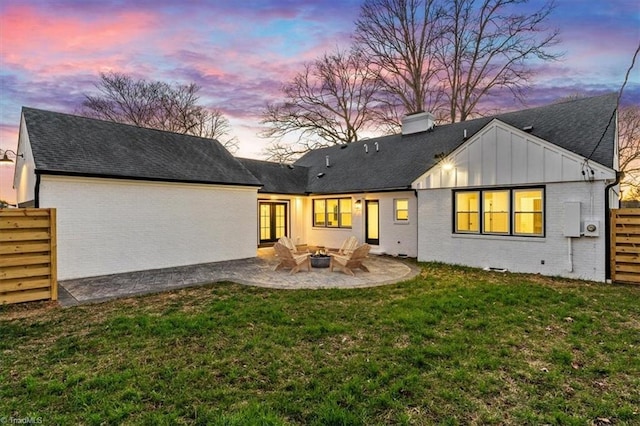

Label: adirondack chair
[337,236,359,256]
[329,243,371,276]
[277,236,306,255]
[273,242,311,274]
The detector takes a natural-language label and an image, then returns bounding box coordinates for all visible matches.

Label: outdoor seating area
[274,236,371,276]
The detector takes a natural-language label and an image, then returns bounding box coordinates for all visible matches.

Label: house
[12,94,619,282]
[13,108,262,280]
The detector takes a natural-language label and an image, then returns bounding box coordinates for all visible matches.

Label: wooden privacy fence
[0,208,57,304]
[610,208,640,285]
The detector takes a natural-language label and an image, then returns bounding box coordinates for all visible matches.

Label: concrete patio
[58,249,420,307]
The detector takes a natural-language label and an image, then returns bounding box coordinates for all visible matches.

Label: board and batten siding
[38,175,258,280]
[412,119,616,189]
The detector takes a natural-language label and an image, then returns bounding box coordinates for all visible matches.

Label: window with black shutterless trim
[394,199,409,221]
[454,187,544,236]
[313,198,352,228]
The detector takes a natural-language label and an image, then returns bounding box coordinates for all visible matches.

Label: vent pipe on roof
[364,143,369,153]
[375,142,379,152]
[463,129,467,139]
[523,125,533,132]
[326,155,330,167]
[402,111,435,135]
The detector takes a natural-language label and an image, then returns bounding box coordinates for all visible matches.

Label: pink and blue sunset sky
[0,0,639,204]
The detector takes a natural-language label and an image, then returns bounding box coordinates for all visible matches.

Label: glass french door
[365,200,379,245]
[259,202,287,245]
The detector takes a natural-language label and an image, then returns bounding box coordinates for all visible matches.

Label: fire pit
[310,249,331,268]
[310,255,331,268]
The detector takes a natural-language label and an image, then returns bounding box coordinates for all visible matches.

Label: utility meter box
[563,202,581,237]
[584,219,600,237]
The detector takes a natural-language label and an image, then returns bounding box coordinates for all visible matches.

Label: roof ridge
[21,106,223,144]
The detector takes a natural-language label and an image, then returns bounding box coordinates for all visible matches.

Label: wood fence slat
[0,265,51,280]
[0,242,51,255]
[0,217,50,229]
[0,230,51,242]
[0,254,51,267]
[615,263,640,273]
[615,236,640,244]
[614,218,640,225]
[0,210,50,217]
[613,273,640,284]
[615,246,640,254]
[0,289,51,305]
[0,208,57,304]
[0,277,52,292]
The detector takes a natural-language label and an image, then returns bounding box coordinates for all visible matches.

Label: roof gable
[412,119,616,189]
[21,107,261,187]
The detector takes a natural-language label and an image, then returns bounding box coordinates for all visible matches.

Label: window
[455,191,479,232]
[313,198,352,228]
[483,191,509,234]
[340,199,352,227]
[395,199,409,222]
[313,199,326,227]
[513,189,544,236]
[454,187,544,237]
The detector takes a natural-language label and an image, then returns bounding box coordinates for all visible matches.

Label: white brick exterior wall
[39,176,258,280]
[417,181,609,281]
[306,191,418,257]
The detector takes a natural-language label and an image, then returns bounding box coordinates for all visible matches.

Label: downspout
[604,171,622,280]
[34,172,41,208]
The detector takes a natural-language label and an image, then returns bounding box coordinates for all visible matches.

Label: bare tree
[79,72,238,153]
[261,48,381,162]
[354,0,445,119]
[354,0,561,123]
[189,109,240,153]
[438,0,561,122]
[619,105,640,200]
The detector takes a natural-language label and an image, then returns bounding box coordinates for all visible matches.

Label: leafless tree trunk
[619,105,640,200]
[354,0,445,119]
[354,0,561,123]
[437,0,561,122]
[79,72,238,152]
[261,48,381,162]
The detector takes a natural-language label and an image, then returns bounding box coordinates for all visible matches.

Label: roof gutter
[34,173,41,208]
[34,169,263,188]
[308,185,412,196]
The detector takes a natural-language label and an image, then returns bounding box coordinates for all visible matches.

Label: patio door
[259,202,287,245]
[365,200,379,245]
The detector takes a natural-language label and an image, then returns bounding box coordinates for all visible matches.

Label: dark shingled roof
[237,158,309,194]
[22,107,261,187]
[294,93,617,194]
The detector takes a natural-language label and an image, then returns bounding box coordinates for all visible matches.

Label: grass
[1,262,639,425]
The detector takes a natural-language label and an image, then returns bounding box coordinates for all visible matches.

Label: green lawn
[1,263,639,425]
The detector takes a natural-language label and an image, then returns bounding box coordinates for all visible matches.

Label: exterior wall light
[0,149,23,165]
